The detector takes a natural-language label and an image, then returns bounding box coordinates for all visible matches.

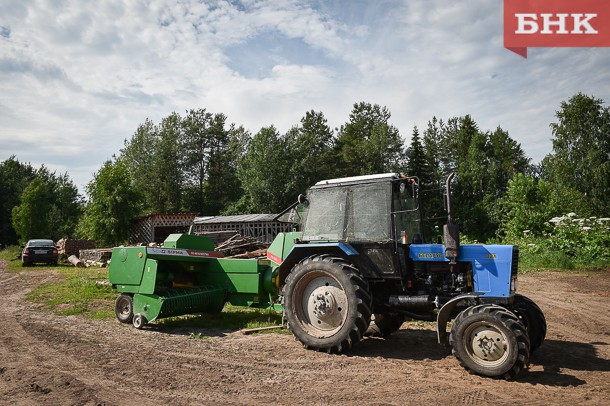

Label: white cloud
[0,0,609,191]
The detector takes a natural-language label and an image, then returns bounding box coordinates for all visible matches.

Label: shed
[131,213,197,244]
[191,214,296,243]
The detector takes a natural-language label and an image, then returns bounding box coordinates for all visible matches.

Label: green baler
[108,233,290,328]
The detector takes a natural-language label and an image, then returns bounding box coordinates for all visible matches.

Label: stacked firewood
[56,238,96,257]
[79,248,113,263]
[215,234,269,259]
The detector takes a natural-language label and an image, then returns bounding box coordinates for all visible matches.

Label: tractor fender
[436,292,481,345]
[277,243,359,286]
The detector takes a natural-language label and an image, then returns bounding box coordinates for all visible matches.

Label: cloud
[0,0,609,191]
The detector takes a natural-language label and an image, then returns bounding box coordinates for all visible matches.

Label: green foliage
[510,213,610,270]
[335,102,404,176]
[237,126,293,213]
[544,93,610,214]
[77,159,142,246]
[12,177,52,242]
[409,116,529,242]
[285,110,335,197]
[120,114,183,214]
[120,109,248,216]
[499,174,591,239]
[0,157,37,245]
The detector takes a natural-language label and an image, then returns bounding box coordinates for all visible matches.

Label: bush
[507,213,610,270]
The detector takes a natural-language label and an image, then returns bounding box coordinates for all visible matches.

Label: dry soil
[0,260,608,405]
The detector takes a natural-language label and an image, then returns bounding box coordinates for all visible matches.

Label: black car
[22,239,58,266]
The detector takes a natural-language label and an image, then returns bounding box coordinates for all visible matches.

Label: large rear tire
[450,304,530,380]
[283,255,372,353]
[512,294,546,353]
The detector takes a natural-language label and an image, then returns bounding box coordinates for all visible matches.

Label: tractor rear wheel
[283,255,372,353]
[115,294,134,324]
[365,313,405,337]
[450,304,530,380]
[512,294,546,353]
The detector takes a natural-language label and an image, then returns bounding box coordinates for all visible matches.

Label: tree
[36,167,83,240]
[120,113,183,214]
[78,159,143,246]
[499,173,591,239]
[544,93,610,214]
[416,115,529,242]
[180,109,249,215]
[335,102,404,176]
[0,156,36,245]
[12,177,52,242]
[405,126,428,180]
[155,113,183,213]
[285,110,335,197]
[236,126,293,213]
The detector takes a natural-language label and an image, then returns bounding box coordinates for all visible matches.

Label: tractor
[269,172,546,379]
[108,172,546,380]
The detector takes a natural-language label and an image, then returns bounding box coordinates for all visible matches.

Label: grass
[25,267,116,319]
[518,249,610,273]
[157,304,287,336]
[2,245,286,333]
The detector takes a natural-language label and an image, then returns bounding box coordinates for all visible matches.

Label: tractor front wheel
[283,255,372,353]
[450,304,530,379]
[512,294,546,353]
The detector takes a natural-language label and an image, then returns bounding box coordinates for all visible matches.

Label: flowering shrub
[507,213,610,269]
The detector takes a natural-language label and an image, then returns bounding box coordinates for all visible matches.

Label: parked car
[21,239,58,266]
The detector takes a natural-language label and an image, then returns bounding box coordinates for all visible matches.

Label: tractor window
[393,181,422,243]
[302,183,392,242]
[348,184,392,241]
[302,187,348,241]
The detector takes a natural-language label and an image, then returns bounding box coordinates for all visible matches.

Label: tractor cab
[273,173,423,284]
[300,173,423,245]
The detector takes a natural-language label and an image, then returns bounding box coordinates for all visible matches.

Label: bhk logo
[504,0,610,58]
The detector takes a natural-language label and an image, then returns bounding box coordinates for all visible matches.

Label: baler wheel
[511,294,547,353]
[132,313,147,329]
[450,304,530,380]
[365,313,405,337]
[115,294,134,324]
[283,255,372,354]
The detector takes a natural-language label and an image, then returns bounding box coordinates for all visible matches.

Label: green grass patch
[0,246,26,272]
[157,304,287,335]
[518,249,610,273]
[25,267,116,318]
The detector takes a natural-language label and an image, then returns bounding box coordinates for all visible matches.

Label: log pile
[195,231,241,245]
[56,239,96,257]
[79,248,113,263]
[67,255,85,268]
[215,234,269,259]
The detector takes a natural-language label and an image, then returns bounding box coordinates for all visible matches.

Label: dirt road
[0,261,608,405]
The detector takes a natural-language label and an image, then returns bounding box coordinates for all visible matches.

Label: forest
[1,92,608,268]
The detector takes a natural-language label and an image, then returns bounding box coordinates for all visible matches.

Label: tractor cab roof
[313,173,403,189]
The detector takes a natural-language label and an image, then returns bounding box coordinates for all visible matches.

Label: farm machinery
[108,173,546,379]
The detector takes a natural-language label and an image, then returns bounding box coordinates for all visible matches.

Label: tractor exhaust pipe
[443,173,459,264]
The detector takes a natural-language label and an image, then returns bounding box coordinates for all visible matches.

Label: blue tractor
[270,173,546,379]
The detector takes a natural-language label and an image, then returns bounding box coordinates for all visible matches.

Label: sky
[1,0,609,192]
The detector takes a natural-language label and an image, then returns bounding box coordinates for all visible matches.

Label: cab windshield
[302,183,392,242]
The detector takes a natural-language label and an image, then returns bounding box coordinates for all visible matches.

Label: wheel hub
[313,292,338,319]
[470,326,507,362]
[299,275,348,335]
